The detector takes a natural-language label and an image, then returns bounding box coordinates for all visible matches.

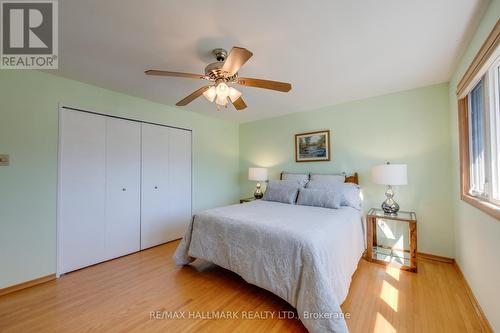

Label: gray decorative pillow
[297,188,341,209]
[310,173,345,183]
[306,180,361,210]
[263,181,299,204]
[281,172,309,187]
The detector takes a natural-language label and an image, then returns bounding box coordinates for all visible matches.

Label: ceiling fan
[145,47,292,111]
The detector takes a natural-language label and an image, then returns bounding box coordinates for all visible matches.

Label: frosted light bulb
[216,82,229,98]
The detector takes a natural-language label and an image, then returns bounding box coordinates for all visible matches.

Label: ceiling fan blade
[237,77,291,92]
[176,86,210,106]
[222,47,253,76]
[232,97,247,111]
[145,70,206,80]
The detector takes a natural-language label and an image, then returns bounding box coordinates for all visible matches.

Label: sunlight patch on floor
[385,265,400,281]
[374,312,396,333]
[380,280,398,312]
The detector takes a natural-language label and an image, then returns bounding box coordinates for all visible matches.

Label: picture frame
[295,130,331,162]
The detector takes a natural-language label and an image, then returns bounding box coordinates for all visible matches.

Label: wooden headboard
[279,172,359,185]
[345,173,359,185]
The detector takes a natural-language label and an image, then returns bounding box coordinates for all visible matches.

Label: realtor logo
[1,0,58,69]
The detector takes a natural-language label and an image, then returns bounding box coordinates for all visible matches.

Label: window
[457,21,500,220]
[467,60,500,204]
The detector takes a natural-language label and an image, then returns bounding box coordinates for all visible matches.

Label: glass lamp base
[382,185,399,214]
[254,182,263,199]
[382,200,399,214]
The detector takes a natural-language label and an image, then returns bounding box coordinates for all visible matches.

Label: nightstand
[365,208,417,272]
[240,197,257,203]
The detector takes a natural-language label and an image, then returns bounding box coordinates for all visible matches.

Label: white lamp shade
[216,82,230,98]
[203,86,217,102]
[215,95,228,106]
[372,164,407,185]
[248,167,268,181]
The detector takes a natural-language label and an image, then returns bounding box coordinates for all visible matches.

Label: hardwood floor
[0,240,486,333]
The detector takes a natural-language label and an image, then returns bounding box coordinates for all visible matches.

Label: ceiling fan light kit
[145,47,292,112]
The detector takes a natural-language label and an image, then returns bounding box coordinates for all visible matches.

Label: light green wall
[0,70,240,288]
[448,1,500,331]
[240,83,454,257]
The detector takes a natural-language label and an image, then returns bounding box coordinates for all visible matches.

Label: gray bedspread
[174,200,365,332]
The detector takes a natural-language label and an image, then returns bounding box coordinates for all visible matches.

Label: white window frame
[486,56,500,205]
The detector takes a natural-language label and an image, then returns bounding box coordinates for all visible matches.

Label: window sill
[461,194,500,220]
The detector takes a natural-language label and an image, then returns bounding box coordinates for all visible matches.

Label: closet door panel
[59,110,106,274]
[141,123,170,249]
[105,118,141,259]
[168,128,192,240]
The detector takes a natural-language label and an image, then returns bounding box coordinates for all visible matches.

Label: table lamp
[248,167,268,199]
[372,162,407,214]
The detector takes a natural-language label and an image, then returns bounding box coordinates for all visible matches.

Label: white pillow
[306,180,361,210]
[309,173,345,183]
[281,172,309,187]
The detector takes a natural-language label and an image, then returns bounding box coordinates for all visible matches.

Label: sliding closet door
[168,127,192,240]
[60,110,192,271]
[105,118,141,259]
[59,110,106,274]
[141,123,171,249]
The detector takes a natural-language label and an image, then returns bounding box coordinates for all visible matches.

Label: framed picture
[295,130,331,162]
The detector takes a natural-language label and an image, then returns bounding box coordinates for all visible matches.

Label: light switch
[0,154,9,166]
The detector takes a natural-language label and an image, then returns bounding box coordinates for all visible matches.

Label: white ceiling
[53,0,486,123]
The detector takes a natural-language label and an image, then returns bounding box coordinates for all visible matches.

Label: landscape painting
[295,130,331,162]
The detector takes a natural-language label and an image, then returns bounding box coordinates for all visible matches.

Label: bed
[174,173,365,333]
